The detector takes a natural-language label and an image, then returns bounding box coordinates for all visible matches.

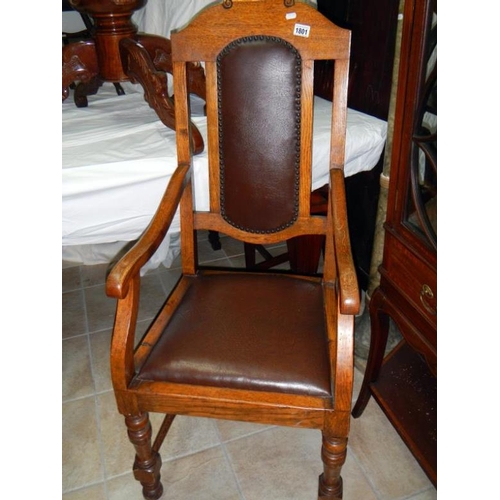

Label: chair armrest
[330,168,360,316]
[106,163,191,299]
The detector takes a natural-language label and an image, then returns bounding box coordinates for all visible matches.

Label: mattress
[62,81,386,268]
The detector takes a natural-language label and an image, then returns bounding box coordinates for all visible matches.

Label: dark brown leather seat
[137,273,331,397]
[106,1,358,498]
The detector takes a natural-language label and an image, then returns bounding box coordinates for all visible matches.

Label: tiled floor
[62,233,437,500]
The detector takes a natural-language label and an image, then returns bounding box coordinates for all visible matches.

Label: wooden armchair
[106,1,359,498]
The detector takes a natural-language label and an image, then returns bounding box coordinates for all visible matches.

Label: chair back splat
[105,1,359,498]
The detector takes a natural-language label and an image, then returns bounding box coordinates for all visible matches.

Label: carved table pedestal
[62,0,206,153]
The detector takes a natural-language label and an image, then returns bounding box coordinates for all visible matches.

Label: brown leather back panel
[217,37,301,233]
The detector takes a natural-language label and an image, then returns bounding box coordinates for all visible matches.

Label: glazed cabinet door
[389,0,437,258]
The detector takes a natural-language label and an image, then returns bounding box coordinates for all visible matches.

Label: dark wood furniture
[352,0,437,486]
[315,0,400,290]
[62,0,207,154]
[105,1,359,498]
[62,0,126,98]
[316,0,400,122]
[62,0,146,106]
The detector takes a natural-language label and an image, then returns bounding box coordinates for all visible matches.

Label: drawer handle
[420,284,436,315]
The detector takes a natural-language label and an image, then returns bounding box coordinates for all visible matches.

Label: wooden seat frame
[106,1,359,498]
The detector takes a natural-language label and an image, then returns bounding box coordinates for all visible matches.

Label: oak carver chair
[105,1,359,498]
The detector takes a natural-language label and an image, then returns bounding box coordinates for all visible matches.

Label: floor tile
[216,234,246,257]
[158,267,182,295]
[349,397,435,500]
[225,425,323,500]
[62,289,87,339]
[62,397,104,492]
[341,452,379,500]
[136,273,174,322]
[407,488,438,500]
[133,318,155,347]
[62,266,81,293]
[224,421,378,500]
[80,263,110,287]
[105,472,147,500]
[85,274,166,334]
[159,446,241,500]
[84,284,118,333]
[62,482,107,500]
[107,446,241,500]
[89,318,159,395]
[197,234,228,264]
[62,335,94,401]
[97,392,221,478]
[89,329,113,394]
[157,415,222,462]
[96,391,159,478]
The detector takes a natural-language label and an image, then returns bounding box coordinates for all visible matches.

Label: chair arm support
[334,307,355,413]
[330,168,360,316]
[106,163,191,299]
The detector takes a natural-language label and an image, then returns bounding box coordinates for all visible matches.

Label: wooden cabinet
[352,0,437,486]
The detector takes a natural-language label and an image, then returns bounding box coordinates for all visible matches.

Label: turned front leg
[125,413,163,500]
[318,435,347,499]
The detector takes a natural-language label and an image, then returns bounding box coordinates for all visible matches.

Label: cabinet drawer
[381,234,437,328]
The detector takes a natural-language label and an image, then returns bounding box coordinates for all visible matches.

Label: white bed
[62,0,387,271]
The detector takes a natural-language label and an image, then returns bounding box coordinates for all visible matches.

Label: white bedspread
[62,82,386,269]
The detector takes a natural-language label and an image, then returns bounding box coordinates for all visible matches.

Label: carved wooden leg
[137,33,207,102]
[125,412,163,500]
[351,287,390,418]
[119,37,205,155]
[318,435,347,499]
[62,40,99,102]
[74,77,104,108]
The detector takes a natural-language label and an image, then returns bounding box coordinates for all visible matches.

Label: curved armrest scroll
[330,168,360,315]
[106,163,191,300]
